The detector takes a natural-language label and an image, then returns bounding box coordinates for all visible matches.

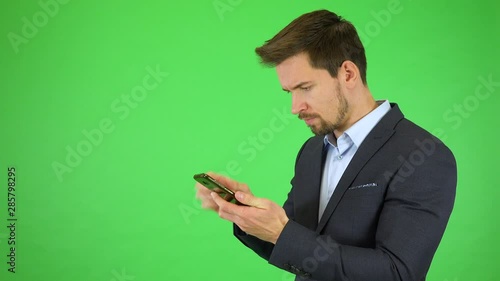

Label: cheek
[315,94,336,115]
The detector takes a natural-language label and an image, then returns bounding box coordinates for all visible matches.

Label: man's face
[276,52,349,136]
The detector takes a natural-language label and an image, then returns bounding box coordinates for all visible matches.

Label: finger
[222,193,235,202]
[200,200,219,211]
[195,182,221,211]
[211,191,230,209]
[196,182,227,201]
[211,192,242,221]
[195,185,213,201]
[206,172,250,193]
[235,191,267,209]
[195,183,209,196]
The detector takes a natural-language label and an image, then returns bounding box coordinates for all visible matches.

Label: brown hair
[255,10,367,85]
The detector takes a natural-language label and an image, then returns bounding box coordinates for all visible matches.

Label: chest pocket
[331,183,385,246]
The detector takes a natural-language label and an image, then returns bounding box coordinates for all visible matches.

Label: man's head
[256,10,372,136]
[256,10,367,85]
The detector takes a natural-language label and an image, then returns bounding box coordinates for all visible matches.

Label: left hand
[211,190,289,244]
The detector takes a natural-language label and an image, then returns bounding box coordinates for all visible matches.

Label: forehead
[276,53,313,78]
[275,53,330,89]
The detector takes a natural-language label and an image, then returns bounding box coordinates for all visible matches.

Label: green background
[1,0,498,280]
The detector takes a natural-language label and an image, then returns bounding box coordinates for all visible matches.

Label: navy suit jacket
[234,103,457,281]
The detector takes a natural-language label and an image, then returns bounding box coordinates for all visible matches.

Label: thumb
[235,191,265,208]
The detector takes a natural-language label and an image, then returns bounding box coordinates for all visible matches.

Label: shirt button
[337,156,343,160]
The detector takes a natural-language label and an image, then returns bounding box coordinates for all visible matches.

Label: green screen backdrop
[1,0,499,280]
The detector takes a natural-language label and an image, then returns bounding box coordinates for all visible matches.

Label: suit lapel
[315,104,403,233]
[293,136,325,230]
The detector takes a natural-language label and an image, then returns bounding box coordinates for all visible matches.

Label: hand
[211,189,289,244]
[195,172,252,212]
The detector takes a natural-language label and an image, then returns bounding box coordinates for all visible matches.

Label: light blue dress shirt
[318,100,391,221]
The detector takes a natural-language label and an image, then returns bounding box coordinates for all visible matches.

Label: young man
[196,9,456,281]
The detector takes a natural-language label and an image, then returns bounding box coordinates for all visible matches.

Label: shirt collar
[323,100,391,148]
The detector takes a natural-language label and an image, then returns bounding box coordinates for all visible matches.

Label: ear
[339,60,360,89]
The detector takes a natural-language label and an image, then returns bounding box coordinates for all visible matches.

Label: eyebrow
[282,81,311,92]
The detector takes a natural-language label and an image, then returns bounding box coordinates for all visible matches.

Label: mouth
[303,117,316,126]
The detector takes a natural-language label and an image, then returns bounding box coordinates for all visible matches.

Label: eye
[300,86,311,91]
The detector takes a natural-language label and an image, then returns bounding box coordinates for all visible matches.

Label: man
[195,9,456,281]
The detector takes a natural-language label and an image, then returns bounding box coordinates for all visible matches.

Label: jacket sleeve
[267,142,457,281]
[233,138,312,260]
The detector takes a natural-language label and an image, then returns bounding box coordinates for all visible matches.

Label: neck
[333,89,377,139]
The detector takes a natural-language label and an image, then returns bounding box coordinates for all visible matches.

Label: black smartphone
[193,173,244,205]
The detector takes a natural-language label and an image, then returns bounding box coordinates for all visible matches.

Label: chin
[310,127,325,136]
[311,125,336,136]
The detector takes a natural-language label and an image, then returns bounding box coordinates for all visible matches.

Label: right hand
[195,172,252,212]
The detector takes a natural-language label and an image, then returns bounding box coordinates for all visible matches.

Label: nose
[291,92,307,115]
